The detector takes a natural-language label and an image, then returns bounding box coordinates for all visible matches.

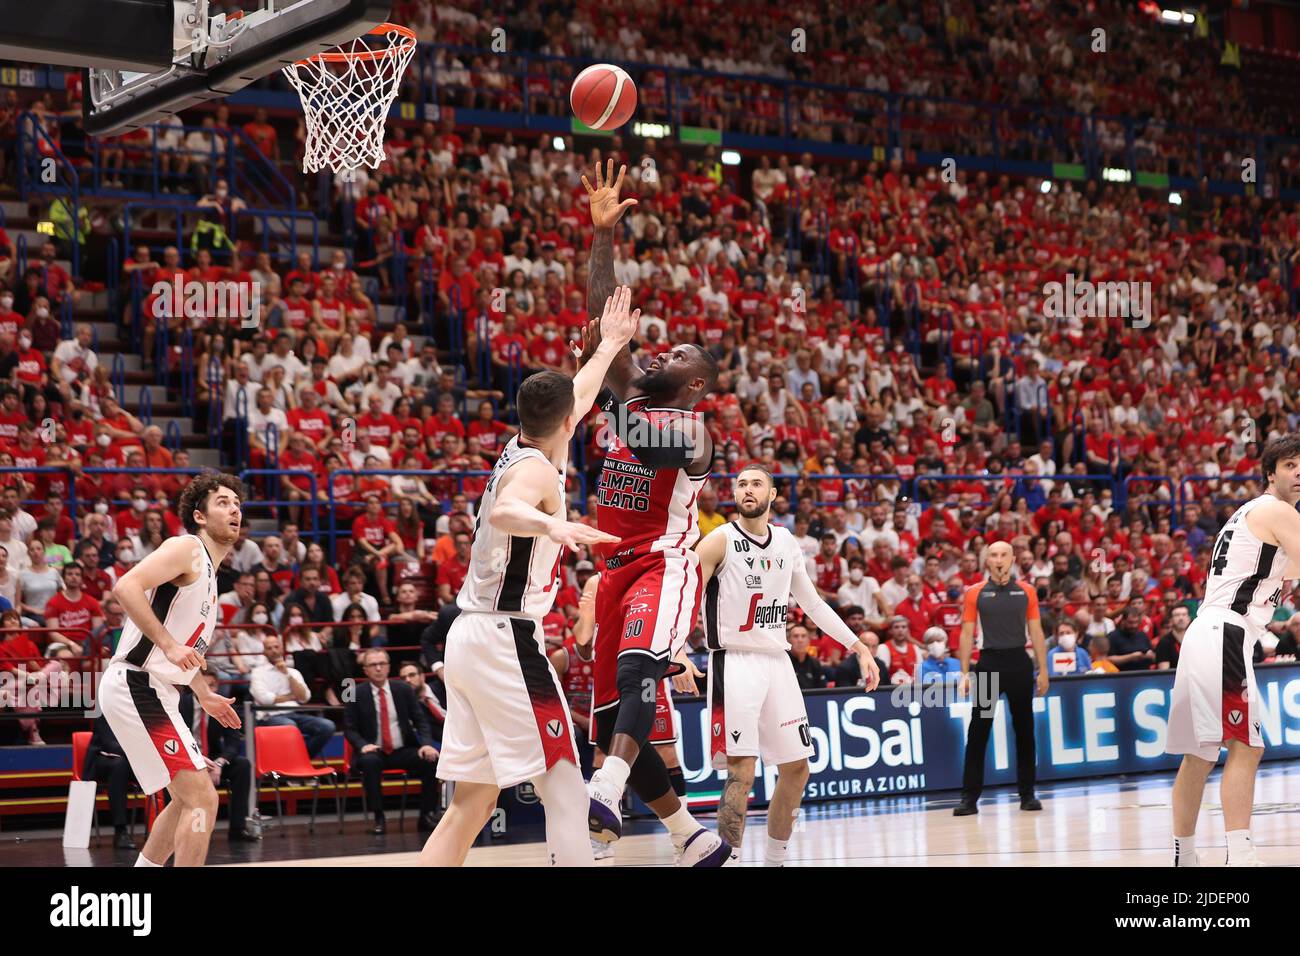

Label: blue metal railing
[17,112,81,276]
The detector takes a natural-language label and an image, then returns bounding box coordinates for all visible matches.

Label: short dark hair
[1261,433,1300,482]
[689,344,720,395]
[178,472,246,535]
[516,370,575,438]
[735,463,775,487]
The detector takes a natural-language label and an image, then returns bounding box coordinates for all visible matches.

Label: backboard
[1,0,393,135]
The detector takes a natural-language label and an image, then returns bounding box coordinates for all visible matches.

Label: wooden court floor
[222,761,1300,868]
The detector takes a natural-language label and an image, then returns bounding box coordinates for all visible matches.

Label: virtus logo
[1042,273,1152,329]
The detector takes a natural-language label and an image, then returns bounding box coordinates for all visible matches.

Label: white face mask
[132,499,148,512]
[117,550,134,563]
[251,611,269,625]
[849,569,864,583]
[927,641,946,659]
[216,188,229,198]
[94,502,108,514]
[1057,633,1077,652]
[19,336,32,348]
[0,297,11,310]
[96,434,111,447]
[543,330,557,341]
[289,616,304,627]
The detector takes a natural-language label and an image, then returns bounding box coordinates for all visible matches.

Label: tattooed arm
[583,159,641,400]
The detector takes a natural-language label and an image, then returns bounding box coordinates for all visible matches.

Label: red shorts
[592,549,702,716]
[650,678,679,745]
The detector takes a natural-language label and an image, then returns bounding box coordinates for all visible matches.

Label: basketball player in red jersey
[578,159,729,866]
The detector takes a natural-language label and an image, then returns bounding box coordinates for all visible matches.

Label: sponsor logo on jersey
[163,739,178,756]
[730,730,741,743]
[200,600,211,619]
[712,722,721,736]
[744,557,754,568]
[757,558,785,571]
[627,602,652,615]
[1228,709,1243,725]
[545,718,563,738]
[745,575,763,588]
[751,601,789,627]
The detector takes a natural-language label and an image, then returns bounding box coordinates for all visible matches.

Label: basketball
[570,63,637,131]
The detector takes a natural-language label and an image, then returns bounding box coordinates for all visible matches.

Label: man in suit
[345,647,440,835]
[178,672,258,842]
[82,715,137,850]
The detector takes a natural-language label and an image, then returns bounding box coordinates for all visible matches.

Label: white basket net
[283,23,417,174]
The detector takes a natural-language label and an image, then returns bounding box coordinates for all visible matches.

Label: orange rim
[292,22,416,66]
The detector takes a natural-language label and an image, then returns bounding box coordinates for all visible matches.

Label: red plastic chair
[342,738,410,830]
[254,725,343,834]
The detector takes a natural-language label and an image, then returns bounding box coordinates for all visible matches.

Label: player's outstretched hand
[599,285,640,346]
[582,158,637,229]
[200,690,241,730]
[573,318,601,368]
[671,650,703,695]
[165,641,203,673]
[547,520,620,553]
[858,648,881,692]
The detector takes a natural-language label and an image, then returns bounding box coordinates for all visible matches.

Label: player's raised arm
[112,535,206,672]
[693,523,730,584]
[601,404,714,474]
[583,158,640,401]
[490,457,621,552]
[789,553,880,691]
[572,285,640,419]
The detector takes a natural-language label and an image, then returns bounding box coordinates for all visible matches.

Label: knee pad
[667,764,686,798]
[626,740,673,805]
[611,653,667,746]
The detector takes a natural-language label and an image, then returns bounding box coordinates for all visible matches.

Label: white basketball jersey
[457,436,566,620]
[704,522,801,653]
[112,533,219,685]
[1201,494,1289,631]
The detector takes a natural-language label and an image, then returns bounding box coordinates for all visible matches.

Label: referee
[955,541,1049,816]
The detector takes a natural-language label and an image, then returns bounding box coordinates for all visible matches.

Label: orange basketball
[570,63,637,131]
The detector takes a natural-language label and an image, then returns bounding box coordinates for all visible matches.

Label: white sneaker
[1173,848,1202,867]
[587,774,622,843]
[591,839,614,861]
[674,828,731,867]
[1227,847,1265,867]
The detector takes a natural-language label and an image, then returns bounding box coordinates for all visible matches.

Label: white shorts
[708,648,813,770]
[1166,606,1263,762]
[438,612,579,789]
[98,661,205,795]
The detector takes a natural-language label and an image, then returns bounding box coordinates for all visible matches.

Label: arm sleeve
[790,559,861,651]
[599,396,708,471]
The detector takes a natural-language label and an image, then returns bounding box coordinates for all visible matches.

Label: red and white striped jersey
[595,396,709,562]
[111,533,218,685]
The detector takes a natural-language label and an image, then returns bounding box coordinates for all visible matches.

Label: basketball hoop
[283,22,417,175]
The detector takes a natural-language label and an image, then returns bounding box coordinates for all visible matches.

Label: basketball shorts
[438,612,579,788]
[1166,606,1263,762]
[98,661,205,795]
[708,648,813,770]
[649,678,679,746]
[592,548,702,714]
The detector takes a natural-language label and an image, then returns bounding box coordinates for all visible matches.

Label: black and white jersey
[703,521,802,653]
[111,533,219,685]
[1202,494,1290,632]
[457,436,566,620]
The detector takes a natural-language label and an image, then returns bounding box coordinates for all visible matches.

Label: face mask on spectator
[1058,633,1077,652]
[252,611,269,625]
[849,569,864,583]
[216,187,229,198]
[19,335,32,347]
[117,549,134,563]
[96,434,111,447]
[927,641,946,659]
[0,296,11,310]
[132,498,148,512]
[94,502,109,514]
